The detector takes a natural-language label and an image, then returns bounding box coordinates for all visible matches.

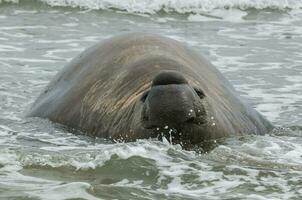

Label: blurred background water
[0,0,301,199]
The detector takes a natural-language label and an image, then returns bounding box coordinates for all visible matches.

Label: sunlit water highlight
[0,1,301,199]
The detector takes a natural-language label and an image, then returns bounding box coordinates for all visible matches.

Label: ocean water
[0,0,302,199]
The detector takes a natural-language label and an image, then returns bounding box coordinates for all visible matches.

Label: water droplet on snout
[162,137,170,145]
[169,132,173,143]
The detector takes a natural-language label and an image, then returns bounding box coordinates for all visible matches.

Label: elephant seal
[28,33,273,147]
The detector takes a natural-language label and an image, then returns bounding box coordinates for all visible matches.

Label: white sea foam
[1,0,302,14]
[29,182,99,200]
[21,139,182,170]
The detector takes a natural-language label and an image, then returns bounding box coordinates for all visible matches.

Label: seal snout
[141,70,205,132]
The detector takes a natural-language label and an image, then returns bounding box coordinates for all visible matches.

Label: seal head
[27,33,274,150]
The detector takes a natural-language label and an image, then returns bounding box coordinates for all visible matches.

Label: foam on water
[0,3,301,199]
[1,122,302,199]
[1,0,302,15]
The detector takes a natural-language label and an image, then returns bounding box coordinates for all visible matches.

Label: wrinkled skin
[28,33,274,148]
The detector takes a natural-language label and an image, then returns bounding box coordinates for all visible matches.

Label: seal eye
[194,88,205,99]
[140,91,149,102]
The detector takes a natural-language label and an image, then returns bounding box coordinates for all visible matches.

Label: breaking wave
[1,0,302,14]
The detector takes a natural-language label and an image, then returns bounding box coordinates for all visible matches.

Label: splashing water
[0,1,301,199]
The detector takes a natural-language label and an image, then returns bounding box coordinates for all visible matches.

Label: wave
[1,0,302,14]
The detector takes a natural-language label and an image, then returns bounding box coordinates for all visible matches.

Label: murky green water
[0,1,301,199]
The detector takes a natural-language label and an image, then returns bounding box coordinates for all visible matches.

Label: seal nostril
[194,88,205,99]
[185,115,196,123]
[140,90,149,102]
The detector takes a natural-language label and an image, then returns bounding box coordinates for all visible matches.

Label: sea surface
[0,0,302,199]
